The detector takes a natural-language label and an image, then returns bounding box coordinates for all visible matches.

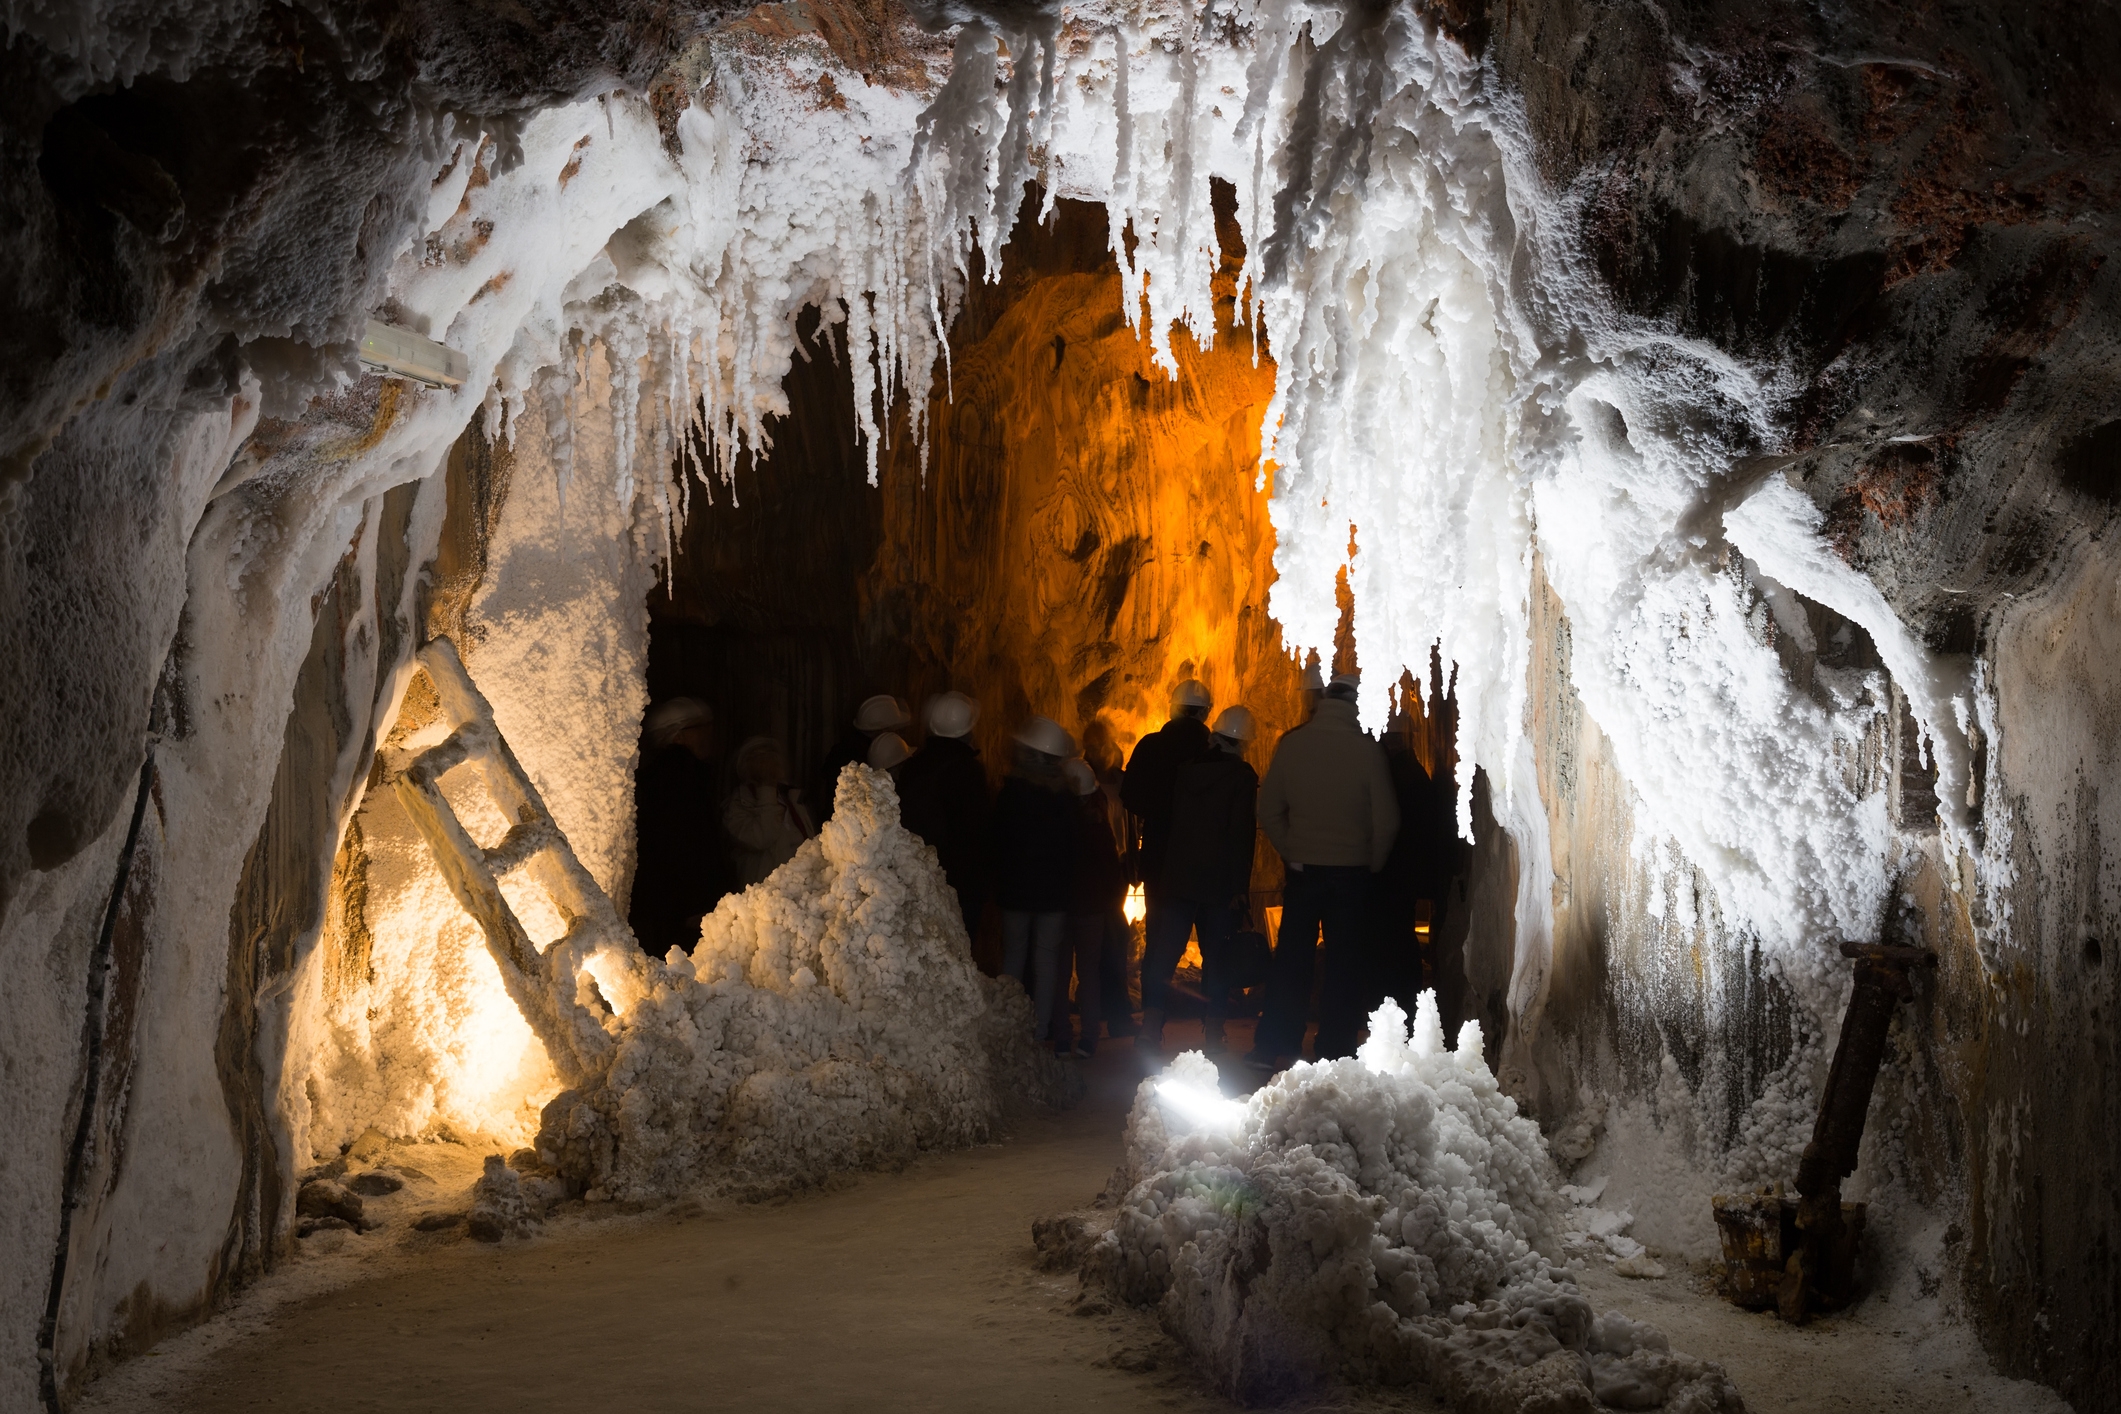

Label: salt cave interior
[4,0,2119,1410]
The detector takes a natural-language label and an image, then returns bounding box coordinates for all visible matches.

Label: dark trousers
[1063,910,1113,1051]
[1099,911,1137,1031]
[1142,893,1237,1017]
[1258,864,1372,1060]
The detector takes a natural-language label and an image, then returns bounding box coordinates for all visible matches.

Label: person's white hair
[644,697,710,751]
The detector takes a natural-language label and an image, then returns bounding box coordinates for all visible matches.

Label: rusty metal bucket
[1712,1189,1867,1313]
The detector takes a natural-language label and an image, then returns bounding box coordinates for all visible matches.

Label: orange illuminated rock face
[868,195,1305,773]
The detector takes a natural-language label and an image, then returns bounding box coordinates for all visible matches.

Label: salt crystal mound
[539,764,1075,1199]
[1090,995,1744,1411]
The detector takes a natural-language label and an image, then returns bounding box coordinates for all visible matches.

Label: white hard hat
[1013,715,1074,759]
[1211,706,1256,742]
[1300,660,1325,692]
[925,691,978,739]
[867,731,911,769]
[1062,758,1099,796]
[1171,678,1213,711]
[643,697,710,751]
[855,694,911,733]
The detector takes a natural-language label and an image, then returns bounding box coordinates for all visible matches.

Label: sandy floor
[77,1016,2065,1414]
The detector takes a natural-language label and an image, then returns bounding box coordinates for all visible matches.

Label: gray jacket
[1258,698,1400,870]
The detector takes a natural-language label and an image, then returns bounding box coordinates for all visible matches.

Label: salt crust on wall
[0,0,2067,1403]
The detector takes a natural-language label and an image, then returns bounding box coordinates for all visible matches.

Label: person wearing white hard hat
[867,730,912,773]
[815,694,913,826]
[723,736,815,887]
[993,715,1080,1051]
[1120,679,1215,1053]
[897,690,990,942]
[631,697,732,956]
[1246,668,1400,1072]
[1367,708,1464,1032]
[1138,704,1260,1054]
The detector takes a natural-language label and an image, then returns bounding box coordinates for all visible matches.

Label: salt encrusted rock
[1091,996,1745,1413]
[537,766,1078,1200]
[347,1170,404,1196]
[468,1155,539,1242]
[295,1178,365,1227]
[347,1126,395,1163]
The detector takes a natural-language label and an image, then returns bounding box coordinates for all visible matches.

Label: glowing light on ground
[1154,1075,1249,1132]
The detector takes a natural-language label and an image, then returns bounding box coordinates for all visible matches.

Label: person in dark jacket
[1139,706,1258,1054]
[1060,758,1126,1057]
[1367,717,1443,1017]
[1247,672,1400,1070]
[896,691,990,945]
[1122,681,1213,1045]
[815,694,911,825]
[993,716,1079,1048]
[629,697,730,956]
[723,737,814,885]
[1121,679,1215,888]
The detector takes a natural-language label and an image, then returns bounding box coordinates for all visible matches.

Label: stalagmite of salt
[1356,995,1412,1076]
[1454,1018,1484,1065]
[1087,996,1744,1410]
[1412,990,1445,1059]
[536,765,1076,1201]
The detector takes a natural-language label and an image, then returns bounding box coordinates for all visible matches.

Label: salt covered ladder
[391,637,652,1087]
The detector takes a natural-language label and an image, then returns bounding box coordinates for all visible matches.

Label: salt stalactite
[1089,997,1746,1410]
[1002,0,1948,972]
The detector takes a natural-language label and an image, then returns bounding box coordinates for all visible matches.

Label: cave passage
[631,192,1467,986]
[12,2,2119,1410]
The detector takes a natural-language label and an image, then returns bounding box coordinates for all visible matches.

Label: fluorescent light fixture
[359,319,469,388]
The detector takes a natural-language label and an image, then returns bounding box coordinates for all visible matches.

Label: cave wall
[1469,2,2121,1402]
[1,374,449,1401]
[1958,535,2121,1397]
[306,342,664,1158]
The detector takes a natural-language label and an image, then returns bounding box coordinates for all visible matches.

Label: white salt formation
[539,763,1074,1200]
[1091,996,1742,1411]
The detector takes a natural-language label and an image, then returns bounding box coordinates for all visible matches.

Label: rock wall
[305,343,665,1158]
[1458,2,2121,1403]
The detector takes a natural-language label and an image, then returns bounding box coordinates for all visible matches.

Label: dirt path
[78,1027,1438,1414]
[77,1019,2062,1414]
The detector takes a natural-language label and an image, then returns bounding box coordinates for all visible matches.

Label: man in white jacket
[1244,672,1399,1070]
